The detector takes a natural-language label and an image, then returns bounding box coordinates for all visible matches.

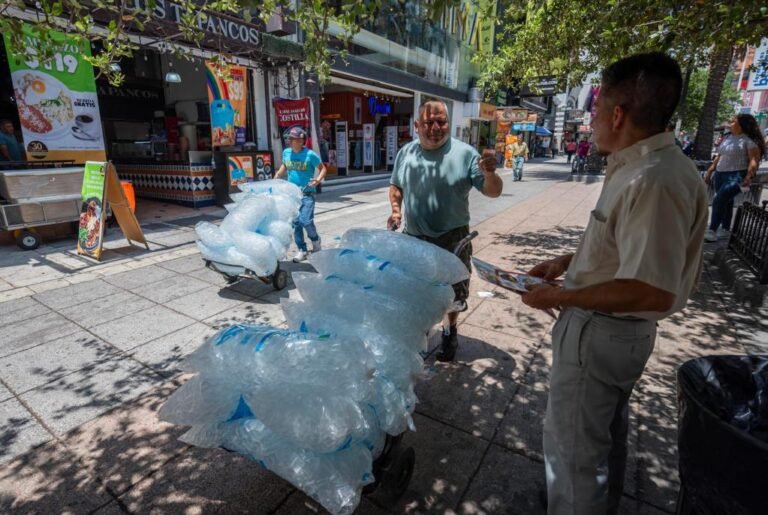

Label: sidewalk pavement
[0,168,763,514]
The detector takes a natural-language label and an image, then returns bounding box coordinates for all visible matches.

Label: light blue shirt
[282,148,322,192]
[0,132,23,161]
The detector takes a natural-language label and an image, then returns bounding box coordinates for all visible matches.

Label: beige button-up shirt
[564,132,709,320]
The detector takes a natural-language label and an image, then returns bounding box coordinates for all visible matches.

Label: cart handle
[453,231,478,256]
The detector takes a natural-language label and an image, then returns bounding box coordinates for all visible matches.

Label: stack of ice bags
[195,180,302,276]
[159,228,470,515]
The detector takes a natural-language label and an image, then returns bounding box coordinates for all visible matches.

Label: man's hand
[521,284,562,310]
[527,255,571,281]
[387,212,402,231]
[479,154,497,174]
[742,175,753,188]
[309,179,320,188]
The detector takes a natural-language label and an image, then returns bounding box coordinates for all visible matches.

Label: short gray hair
[418,99,450,118]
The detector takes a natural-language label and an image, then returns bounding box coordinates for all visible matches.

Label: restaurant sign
[128,0,261,46]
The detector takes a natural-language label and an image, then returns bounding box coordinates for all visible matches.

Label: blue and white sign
[363,123,375,169]
[512,122,536,131]
[747,39,768,92]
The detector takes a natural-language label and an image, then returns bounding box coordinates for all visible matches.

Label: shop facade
[0,6,302,212]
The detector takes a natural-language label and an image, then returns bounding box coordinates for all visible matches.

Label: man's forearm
[482,172,503,198]
[389,185,403,213]
[557,279,674,313]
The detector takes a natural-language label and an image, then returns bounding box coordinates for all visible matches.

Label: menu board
[77,162,107,259]
[206,62,247,147]
[3,23,106,162]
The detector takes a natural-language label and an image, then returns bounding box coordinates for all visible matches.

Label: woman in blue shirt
[274,127,326,262]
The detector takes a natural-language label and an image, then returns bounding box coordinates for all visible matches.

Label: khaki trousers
[544,308,656,515]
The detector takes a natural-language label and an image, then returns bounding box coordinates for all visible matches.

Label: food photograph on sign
[78,197,103,251]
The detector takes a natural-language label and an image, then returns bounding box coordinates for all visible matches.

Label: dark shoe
[436,328,458,362]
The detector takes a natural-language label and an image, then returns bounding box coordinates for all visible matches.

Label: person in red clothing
[565,138,577,163]
[576,138,591,158]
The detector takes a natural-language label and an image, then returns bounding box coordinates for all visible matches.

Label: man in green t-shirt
[388,100,503,361]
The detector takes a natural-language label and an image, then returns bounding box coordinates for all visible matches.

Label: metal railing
[729,201,768,284]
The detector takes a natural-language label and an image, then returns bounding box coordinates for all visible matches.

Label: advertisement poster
[77,161,107,259]
[747,38,768,91]
[254,152,273,180]
[363,123,375,168]
[335,121,348,170]
[227,155,254,186]
[3,24,106,162]
[385,126,397,167]
[273,98,314,149]
[206,62,247,146]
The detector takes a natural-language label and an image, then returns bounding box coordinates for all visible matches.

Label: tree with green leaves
[0,0,383,85]
[482,1,768,159]
[679,70,741,136]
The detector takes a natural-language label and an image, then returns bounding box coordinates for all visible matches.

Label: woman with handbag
[703,114,766,242]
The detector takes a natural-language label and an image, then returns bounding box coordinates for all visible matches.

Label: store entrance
[319,82,413,176]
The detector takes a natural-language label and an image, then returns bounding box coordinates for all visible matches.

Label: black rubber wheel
[380,446,415,503]
[272,269,288,290]
[16,230,41,251]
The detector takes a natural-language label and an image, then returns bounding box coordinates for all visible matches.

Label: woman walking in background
[703,114,766,242]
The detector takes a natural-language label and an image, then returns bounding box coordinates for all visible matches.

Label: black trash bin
[677,355,768,515]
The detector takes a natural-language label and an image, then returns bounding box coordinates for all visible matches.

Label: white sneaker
[311,238,322,252]
[704,229,717,243]
[717,228,730,240]
[292,250,307,262]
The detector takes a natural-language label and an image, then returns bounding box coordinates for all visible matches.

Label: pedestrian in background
[0,119,24,163]
[388,99,502,361]
[702,114,765,242]
[521,52,708,515]
[509,137,529,181]
[274,127,326,262]
[550,137,558,158]
[565,138,577,163]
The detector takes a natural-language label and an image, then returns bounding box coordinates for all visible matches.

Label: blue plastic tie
[226,394,255,422]
[378,261,391,271]
[214,325,247,345]
[339,248,354,256]
[254,330,283,352]
[299,321,308,333]
[336,436,353,451]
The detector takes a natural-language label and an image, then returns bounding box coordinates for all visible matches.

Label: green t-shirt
[390,138,485,237]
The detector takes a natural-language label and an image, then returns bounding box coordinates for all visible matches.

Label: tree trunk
[677,63,693,130]
[693,46,734,160]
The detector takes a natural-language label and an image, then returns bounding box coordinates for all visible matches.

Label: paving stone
[463,297,556,343]
[0,287,34,304]
[0,330,119,394]
[58,290,156,329]
[0,311,81,359]
[0,440,113,513]
[62,383,190,496]
[415,363,518,440]
[0,398,52,464]
[459,444,545,515]
[129,323,217,377]
[366,413,487,514]
[203,298,286,330]
[116,447,294,514]
[102,265,178,291]
[89,306,196,351]
[273,490,389,515]
[0,295,40,317]
[156,254,207,274]
[164,285,249,321]
[33,279,124,310]
[494,384,548,462]
[131,274,210,304]
[19,359,161,436]
[0,299,50,327]
[187,264,231,285]
[147,231,198,247]
[0,383,10,403]
[426,324,541,382]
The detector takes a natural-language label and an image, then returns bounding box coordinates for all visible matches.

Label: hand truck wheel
[272,268,288,290]
[16,230,41,251]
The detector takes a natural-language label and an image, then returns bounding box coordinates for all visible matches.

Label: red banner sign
[272,97,314,149]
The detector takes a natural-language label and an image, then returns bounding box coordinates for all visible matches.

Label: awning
[535,126,553,136]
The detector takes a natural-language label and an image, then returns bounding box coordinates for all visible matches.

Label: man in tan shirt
[508,138,529,181]
[521,53,708,515]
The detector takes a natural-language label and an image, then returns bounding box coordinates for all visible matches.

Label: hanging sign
[385,126,397,168]
[363,123,375,169]
[3,23,106,163]
[335,121,348,170]
[273,97,314,150]
[747,39,768,92]
[206,62,247,146]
